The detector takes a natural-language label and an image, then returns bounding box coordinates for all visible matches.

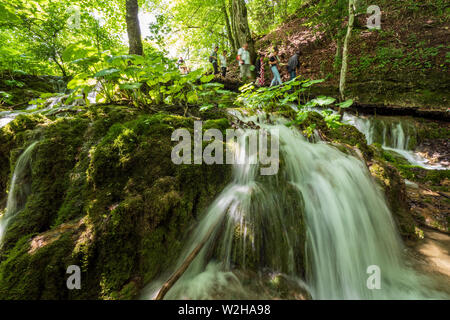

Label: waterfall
[0,142,38,246]
[342,113,448,170]
[342,114,414,150]
[143,115,447,300]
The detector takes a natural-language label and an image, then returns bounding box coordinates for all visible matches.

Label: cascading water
[143,115,447,300]
[342,114,414,150]
[0,142,38,246]
[342,113,447,170]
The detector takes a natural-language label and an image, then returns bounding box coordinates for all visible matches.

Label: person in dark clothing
[287,51,301,81]
[209,46,219,75]
[219,50,227,77]
[254,52,265,86]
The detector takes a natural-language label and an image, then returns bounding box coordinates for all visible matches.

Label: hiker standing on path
[287,51,300,81]
[209,46,219,75]
[219,50,228,77]
[177,57,188,74]
[237,43,252,82]
[269,50,282,86]
[254,51,265,87]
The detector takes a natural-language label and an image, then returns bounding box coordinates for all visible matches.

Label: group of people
[209,46,229,78]
[210,43,301,87]
[177,44,301,87]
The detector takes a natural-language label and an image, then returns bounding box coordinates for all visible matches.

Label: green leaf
[302,79,325,87]
[67,77,96,89]
[199,104,214,112]
[186,91,198,104]
[311,96,336,106]
[336,99,354,108]
[200,74,215,83]
[119,82,142,90]
[295,111,309,124]
[94,68,121,78]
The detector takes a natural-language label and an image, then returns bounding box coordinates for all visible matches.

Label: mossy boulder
[368,159,416,238]
[0,108,232,299]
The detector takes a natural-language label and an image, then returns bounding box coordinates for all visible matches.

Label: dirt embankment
[224,1,450,117]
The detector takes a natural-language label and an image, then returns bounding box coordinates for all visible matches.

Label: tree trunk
[222,1,237,55]
[126,0,143,55]
[230,0,256,63]
[339,0,356,101]
[334,36,342,72]
[51,54,67,77]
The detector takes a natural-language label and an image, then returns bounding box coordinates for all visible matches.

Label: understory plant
[63,43,234,113]
[235,77,354,135]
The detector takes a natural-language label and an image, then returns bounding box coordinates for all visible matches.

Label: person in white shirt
[219,50,228,77]
[237,43,251,81]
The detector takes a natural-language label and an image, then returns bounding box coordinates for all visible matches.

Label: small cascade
[142,115,448,300]
[342,113,448,170]
[0,110,20,128]
[342,114,415,150]
[0,142,38,246]
[0,94,80,129]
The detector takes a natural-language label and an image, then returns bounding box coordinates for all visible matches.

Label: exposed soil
[223,1,450,116]
[406,228,450,294]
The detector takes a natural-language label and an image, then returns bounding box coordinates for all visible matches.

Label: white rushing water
[0,94,81,129]
[342,113,448,170]
[142,115,447,300]
[0,142,38,246]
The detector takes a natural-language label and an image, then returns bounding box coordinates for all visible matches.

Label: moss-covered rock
[368,159,416,238]
[0,108,232,299]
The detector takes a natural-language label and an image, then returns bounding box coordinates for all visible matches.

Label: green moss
[0,114,47,200]
[328,124,372,159]
[84,112,231,298]
[203,118,230,134]
[0,107,233,299]
[1,117,89,252]
[381,148,450,186]
[369,161,416,238]
[0,232,78,299]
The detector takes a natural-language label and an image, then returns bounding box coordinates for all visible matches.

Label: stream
[342,112,448,170]
[142,113,448,299]
[0,96,448,299]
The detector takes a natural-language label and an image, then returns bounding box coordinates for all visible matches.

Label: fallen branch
[155,218,223,300]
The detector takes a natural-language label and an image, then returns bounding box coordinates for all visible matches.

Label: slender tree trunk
[334,36,342,72]
[51,54,67,77]
[126,0,143,55]
[230,0,256,63]
[222,1,237,54]
[339,0,356,101]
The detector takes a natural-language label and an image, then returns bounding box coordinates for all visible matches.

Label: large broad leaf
[186,91,198,104]
[67,77,96,90]
[63,42,97,62]
[302,79,325,87]
[130,54,146,65]
[94,68,121,78]
[215,89,231,95]
[69,56,99,65]
[295,111,309,124]
[299,100,318,109]
[107,55,134,63]
[336,99,354,109]
[200,74,214,83]
[119,82,142,90]
[124,66,143,75]
[199,104,214,112]
[201,82,223,89]
[311,96,336,106]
